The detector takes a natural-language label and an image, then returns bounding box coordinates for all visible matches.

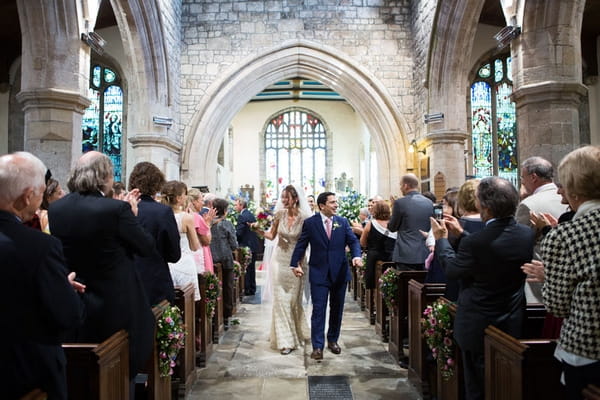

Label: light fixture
[153,116,174,127]
[494,25,521,50]
[81,31,107,55]
[424,112,444,124]
[409,139,426,155]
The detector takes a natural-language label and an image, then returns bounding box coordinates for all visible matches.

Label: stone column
[424,130,468,193]
[16,0,89,183]
[129,134,182,180]
[511,0,587,166]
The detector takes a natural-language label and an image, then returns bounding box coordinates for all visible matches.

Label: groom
[290,191,363,360]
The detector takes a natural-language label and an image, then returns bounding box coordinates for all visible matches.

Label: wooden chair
[143,300,172,400]
[375,261,396,342]
[197,273,213,367]
[212,262,224,343]
[63,330,129,400]
[484,325,564,400]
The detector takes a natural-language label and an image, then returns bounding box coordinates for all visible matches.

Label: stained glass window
[470,54,518,185]
[264,109,327,203]
[81,64,124,181]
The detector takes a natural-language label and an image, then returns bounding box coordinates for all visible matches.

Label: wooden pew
[172,284,196,399]
[212,262,224,343]
[435,299,463,400]
[407,280,446,395]
[365,288,375,325]
[484,325,564,400]
[63,330,129,400]
[351,263,359,301]
[143,300,172,400]
[234,248,246,301]
[20,389,47,400]
[388,269,427,360]
[197,273,213,367]
[375,261,396,341]
[584,385,600,400]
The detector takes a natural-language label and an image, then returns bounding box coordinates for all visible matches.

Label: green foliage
[337,189,367,222]
[422,300,456,381]
[156,305,185,377]
[203,271,222,318]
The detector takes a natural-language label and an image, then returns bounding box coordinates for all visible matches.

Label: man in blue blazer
[290,192,363,360]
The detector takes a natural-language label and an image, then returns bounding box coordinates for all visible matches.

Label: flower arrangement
[225,192,257,225]
[233,260,242,280]
[238,246,252,269]
[203,271,222,318]
[422,299,456,380]
[337,189,367,222]
[156,305,185,377]
[379,267,399,311]
[357,253,367,285]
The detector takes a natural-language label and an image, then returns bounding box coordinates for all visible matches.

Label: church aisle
[188,272,422,400]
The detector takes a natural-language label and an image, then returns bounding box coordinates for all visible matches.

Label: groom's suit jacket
[290,214,361,285]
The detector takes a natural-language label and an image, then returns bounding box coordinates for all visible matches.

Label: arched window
[470,54,518,185]
[81,63,124,181]
[264,108,327,201]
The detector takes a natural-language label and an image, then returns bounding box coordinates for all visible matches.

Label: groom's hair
[317,191,335,208]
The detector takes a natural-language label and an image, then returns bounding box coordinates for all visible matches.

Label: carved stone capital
[512,81,587,108]
[423,130,468,147]
[16,88,90,113]
[129,134,183,153]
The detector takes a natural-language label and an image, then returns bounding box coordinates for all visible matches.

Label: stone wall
[410,0,437,141]
[180,0,415,140]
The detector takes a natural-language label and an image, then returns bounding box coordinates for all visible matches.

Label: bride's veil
[261,184,312,303]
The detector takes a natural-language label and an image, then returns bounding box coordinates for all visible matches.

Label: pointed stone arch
[181,39,410,196]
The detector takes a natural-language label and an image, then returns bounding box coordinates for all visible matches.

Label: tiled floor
[188,272,422,400]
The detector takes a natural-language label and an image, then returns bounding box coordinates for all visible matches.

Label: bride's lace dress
[269,210,310,350]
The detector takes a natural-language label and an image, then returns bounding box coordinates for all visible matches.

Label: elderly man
[0,152,84,400]
[49,151,155,389]
[516,156,567,303]
[432,177,535,400]
[388,174,433,270]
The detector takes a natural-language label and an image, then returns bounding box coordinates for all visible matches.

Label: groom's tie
[325,218,332,239]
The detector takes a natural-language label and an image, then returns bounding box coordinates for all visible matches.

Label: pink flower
[170,360,176,367]
[160,352,167,359]
[430,318,437,326]
[447,358,455,366]
[443,337,452,346]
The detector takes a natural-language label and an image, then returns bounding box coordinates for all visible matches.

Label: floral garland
[232,260,242,280]
[378,267,399,311]
[239,246,252,270]
[203,271,222,318]
[156,305,185,377]
[422,299,455,380]
[337,189,367,222]
[357,253,367,285]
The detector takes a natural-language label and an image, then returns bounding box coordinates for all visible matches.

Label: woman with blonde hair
[187,188,215,273]
[161,181,201,300]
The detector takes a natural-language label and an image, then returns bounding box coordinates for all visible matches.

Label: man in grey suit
[388,173,433,270]
[516,156,567,303]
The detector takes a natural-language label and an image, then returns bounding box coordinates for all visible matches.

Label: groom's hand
[352,257,363,267]
[291,266,304,277]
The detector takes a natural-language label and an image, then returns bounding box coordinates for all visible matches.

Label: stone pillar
[424,130,468,193]
[16,0,90,183]
[511,0,587,167]
[129,134,182,181]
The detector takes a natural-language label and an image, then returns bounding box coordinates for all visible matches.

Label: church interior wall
[588,36,600,146]
[229,100,366,201]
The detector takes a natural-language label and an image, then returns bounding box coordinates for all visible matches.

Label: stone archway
[181,39,411,197]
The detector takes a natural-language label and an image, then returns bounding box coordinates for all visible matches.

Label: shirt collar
[533,182,557,195]
[321,214,332,224]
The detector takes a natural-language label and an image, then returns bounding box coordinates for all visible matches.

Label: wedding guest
[432,177,535,400]
[129,161,181,305]
[49,151,155,388]
[161,181,201,301]
[541,145,600,399]
[38,177,65,233]
[0,152,84,400]
[235,197,259,296]
[360,201,396,290]
[188,188,216,273]
[111,181,127,200]
[389,174,433,270]
[210,198,239,328]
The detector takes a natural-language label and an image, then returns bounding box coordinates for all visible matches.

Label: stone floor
[188,271,422,400]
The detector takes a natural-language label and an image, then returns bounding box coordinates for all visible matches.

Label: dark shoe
[310,349,323,360]
[327,342,341,354]
[224,319,229,331]
[399,356,409,369]
[280,348,294,355]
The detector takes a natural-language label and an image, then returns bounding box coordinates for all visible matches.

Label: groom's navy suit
[290,213,361,350]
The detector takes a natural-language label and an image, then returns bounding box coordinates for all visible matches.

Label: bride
[256,184,312,355]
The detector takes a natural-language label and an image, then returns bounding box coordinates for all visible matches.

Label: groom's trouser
[310,280,348,350]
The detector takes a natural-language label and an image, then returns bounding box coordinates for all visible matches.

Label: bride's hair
[283,184,299,206]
